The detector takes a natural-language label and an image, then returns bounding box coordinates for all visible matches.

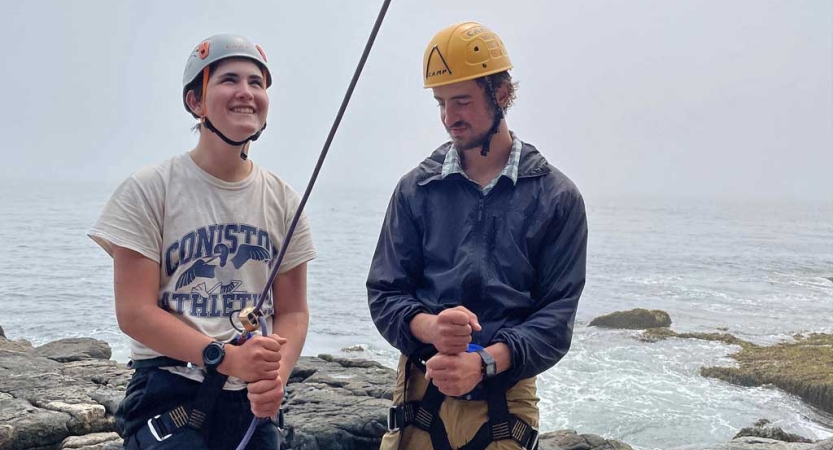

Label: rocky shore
[0,333,631,450]
[589,309,833,418]
[590,309,833,449]
[2,319,832,450]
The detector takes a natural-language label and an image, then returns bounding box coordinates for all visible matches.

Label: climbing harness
[387,347,539,450]
[126,316,274,449]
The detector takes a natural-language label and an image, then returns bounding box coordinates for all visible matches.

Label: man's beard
[450,126,492,152]
[447,108,498,152]
[448,120,495,153]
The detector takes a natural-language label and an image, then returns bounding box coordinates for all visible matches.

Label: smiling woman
[86,33,317,450]
[182,34,272,160]
[186,59,269,145]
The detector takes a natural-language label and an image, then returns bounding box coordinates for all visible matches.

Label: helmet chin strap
[479,77,504,157]
[201,117,267,160]
[479,109,503,157]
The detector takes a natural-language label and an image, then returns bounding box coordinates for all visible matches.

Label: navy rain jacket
[367,139,587,384]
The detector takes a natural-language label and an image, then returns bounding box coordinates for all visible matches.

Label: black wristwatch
[202,341,226,372]
[475,348,497,379]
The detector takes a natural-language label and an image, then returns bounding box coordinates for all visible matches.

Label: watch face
[205,346,221,361]
[477,349,497,378]
[485,362,497,377]
[203,342,225,366]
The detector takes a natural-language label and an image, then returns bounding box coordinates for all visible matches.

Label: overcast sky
[2,0,830,201]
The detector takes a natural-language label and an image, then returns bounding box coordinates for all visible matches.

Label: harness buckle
[387,406,400,432]
[147,415,172,442]
[525,426,539,450]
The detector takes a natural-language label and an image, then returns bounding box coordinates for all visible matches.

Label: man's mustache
[446,121,469,131]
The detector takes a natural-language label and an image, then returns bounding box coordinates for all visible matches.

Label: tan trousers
[380,354,539,450]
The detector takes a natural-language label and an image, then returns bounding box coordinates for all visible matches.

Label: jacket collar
[416,135,551,186]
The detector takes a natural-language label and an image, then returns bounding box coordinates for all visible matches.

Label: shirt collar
[441,132,522,186]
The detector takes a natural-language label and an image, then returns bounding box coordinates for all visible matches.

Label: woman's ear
[185,90,203,117]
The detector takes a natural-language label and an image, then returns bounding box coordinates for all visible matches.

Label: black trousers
[118,368,280,450]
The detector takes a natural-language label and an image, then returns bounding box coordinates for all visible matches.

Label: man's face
[432,80,496,152]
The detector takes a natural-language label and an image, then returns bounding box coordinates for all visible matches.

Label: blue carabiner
[466,343,483,352]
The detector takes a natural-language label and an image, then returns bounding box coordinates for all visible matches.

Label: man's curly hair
[476,71,518,114]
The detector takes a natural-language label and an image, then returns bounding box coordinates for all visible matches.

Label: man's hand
[431,306,482,354]
[424,352,483,397]
[222,334,288,382]
[247,374,284,418]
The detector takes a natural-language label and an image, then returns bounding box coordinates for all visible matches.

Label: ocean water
[1,178,831,450]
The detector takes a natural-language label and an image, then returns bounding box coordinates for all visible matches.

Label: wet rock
[340,345,364,353]
[813,438,833,450]
[640,328,752,348]
[589,309,671,330]
[59,432,121,450]
[28,338,112,363]
[701,333,833,415]
[713,436,823,450]
[282,354,394,449]
[0,395,72,450]
[538,429,633,450]
[0,338,34,354]
[0,340,123,450]
[733,419,813,443]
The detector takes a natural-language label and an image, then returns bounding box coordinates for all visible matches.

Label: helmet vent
[198,41,210,60]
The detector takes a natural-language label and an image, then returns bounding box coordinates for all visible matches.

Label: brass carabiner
[237,307,261,333]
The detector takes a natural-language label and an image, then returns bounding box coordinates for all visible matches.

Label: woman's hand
[221,334,288,382]
[247,373,284,418]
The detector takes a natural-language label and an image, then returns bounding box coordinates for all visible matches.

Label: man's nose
[442,107,457,127]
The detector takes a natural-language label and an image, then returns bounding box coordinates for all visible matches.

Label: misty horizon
[1,1,830,202]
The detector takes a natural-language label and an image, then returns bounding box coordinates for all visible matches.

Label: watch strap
[475,348,497,379]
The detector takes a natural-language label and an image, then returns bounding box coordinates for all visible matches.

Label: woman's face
[202,58,269,141]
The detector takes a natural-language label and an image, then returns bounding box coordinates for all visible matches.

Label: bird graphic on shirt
[175,243,271,293]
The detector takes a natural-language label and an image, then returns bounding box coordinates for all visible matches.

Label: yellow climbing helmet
[423,22,512,89]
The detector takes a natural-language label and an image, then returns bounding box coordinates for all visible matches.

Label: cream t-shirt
[89,152,316,389]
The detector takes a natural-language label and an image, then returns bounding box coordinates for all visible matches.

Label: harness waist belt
[127,356,189,370]
[392,354,539,450]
